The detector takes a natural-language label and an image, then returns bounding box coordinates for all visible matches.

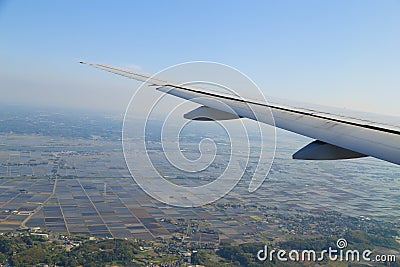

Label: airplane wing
[80,62,400,165]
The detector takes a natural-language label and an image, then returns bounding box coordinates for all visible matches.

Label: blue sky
[0,0,399,115]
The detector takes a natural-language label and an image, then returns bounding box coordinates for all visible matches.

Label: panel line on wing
[161,84,400,136]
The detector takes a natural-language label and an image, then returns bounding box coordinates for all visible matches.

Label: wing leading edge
[80,62,400,165]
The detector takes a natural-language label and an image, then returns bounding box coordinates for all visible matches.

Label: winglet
[79,61,170,85]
